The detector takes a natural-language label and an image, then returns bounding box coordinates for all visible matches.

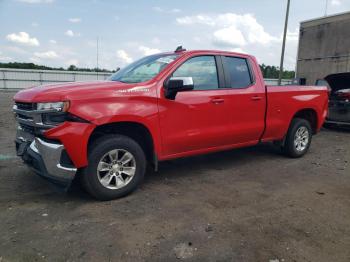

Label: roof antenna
[175,46,186,52]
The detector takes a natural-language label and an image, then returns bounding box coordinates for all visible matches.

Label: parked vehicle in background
[317,73,350,127]
[13,48,329,200]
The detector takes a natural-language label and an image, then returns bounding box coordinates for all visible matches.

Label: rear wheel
[81,135,146,200]
[282,118,312,158]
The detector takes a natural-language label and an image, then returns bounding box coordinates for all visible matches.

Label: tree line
[260,64,295,79]
[0,62,116,73]
[0,62,295,79]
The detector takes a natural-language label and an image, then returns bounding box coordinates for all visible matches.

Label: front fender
[67,96,162,162]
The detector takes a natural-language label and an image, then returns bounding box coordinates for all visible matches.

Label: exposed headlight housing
[37,101,70,112]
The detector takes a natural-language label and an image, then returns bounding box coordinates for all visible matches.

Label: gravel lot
[0,91,349,262]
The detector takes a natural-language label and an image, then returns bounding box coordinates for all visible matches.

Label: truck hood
[13,81,152,102]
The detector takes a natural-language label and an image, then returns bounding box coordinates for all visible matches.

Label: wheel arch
[88,121,158,170]
[291,108,318,134]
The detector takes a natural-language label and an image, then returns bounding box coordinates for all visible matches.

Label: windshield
[109,54,179,83]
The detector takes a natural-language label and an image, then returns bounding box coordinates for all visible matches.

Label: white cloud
[286,29,299,42]
[65,30,74,37]
[213,26,246,46]
[6,32,40,46]
[153,6,181,14]
[68,18,81,23]
[49,39,57,44]
[34,51,58,59]
[17,0,54,3]
[176,15,215,26]
[31,22,39,27]
[116,50,133,64]
[176,12,299,69]
[331,0,341,6]
[231,48,247,54]
[177,13,277,47]
[65,30,80,37]
[139,46,161,56]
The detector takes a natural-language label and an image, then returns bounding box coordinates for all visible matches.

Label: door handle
[211,98,224,104]
[251,96,263,101]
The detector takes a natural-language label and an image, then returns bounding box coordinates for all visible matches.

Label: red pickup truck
[13,48,328,200]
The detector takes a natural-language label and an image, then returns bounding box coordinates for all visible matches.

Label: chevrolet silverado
[13,48,329,200]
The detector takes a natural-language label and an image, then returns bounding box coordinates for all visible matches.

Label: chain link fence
[0,68,292,89]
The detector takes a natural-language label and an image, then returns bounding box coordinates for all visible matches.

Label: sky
[0,0,349,70]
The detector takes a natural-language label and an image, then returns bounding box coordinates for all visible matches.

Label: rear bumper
[16,136,77,188]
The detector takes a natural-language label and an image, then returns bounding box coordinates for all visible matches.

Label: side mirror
[164,77,194,100]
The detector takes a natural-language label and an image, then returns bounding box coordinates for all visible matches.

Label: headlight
[37,101,70,112]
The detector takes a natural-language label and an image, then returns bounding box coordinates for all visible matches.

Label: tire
[81,134,146,200]
[282,118,312,158]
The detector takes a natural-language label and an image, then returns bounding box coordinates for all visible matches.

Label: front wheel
[282,118,312,158]
[81,134,146,200]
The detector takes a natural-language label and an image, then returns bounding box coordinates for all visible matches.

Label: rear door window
[223,56,253,88]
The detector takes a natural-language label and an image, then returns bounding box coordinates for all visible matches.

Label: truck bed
[262,85,329,142]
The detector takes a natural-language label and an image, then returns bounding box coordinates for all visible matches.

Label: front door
[158,55,232,157]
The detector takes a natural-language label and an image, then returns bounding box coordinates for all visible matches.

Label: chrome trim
[16,116,55,129]
[57,164,77,172]
[16,125,35,142]
[34,137,77,180]
[13,104,56,131]
[18,136,27,142]
[29,140,39,153]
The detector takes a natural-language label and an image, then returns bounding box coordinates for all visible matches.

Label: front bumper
[16,127,77,188]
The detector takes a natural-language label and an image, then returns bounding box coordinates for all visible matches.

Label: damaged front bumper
[15,126,77,189]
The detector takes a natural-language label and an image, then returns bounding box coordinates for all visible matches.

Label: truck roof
[160,49,254,59]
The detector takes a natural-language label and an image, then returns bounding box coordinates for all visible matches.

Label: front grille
[15,102,36,111]
[14,102,57,136]
[17,113,33,120]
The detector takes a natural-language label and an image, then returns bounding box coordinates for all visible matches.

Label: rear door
[221,55,266,144]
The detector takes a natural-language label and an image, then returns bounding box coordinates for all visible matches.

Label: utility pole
[278,0,291,85]
[96,36,99,80]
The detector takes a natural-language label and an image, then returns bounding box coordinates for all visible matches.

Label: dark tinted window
[224,57,253,88]
[315,79,329,87]
[173,56,219,90]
